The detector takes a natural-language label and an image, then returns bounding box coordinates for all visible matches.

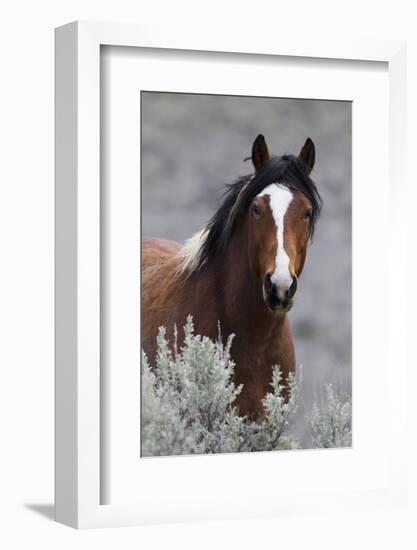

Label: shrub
[141,316,351,456]
[306,384,352,448]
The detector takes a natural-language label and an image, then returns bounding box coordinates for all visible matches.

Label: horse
[141,134,321,417]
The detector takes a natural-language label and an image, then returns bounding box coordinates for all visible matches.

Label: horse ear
[251,134,270,171]
[299,137,315,174]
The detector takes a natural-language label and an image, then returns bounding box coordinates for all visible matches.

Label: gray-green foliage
[141,316,351,457]
[307,384,352,448]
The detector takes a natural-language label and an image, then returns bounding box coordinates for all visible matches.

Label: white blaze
[258,184,293,297]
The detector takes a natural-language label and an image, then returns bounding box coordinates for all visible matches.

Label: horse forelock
[177,154,322,276]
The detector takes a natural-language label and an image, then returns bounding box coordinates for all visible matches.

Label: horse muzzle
[263,273,298,313]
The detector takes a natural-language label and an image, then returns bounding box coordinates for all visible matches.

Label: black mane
[197,154,322,270]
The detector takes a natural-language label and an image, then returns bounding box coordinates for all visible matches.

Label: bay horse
[142,135,321,417]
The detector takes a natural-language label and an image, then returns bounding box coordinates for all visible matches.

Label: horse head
[247,135,319,313]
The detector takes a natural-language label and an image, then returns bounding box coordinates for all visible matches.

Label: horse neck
[200,225,286,345]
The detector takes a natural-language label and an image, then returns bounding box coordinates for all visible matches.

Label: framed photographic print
[55,21,407,528]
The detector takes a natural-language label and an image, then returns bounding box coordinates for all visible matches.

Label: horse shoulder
[141,237,186,362]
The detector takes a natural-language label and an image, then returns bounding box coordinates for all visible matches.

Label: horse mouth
[269,301,294,314]
[263,291,294,313]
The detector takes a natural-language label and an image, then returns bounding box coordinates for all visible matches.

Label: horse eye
[304,210,312,221]
[252,203,261,217]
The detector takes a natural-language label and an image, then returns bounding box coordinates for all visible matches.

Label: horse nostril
[264,272,273,293]
[286,276,298,299]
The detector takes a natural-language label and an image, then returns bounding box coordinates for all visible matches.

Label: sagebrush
[141,316,351,456]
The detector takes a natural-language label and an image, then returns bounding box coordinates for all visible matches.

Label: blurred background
[141,91,352,419]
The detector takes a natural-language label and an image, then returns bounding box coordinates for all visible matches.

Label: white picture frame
[55,21,407,529]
